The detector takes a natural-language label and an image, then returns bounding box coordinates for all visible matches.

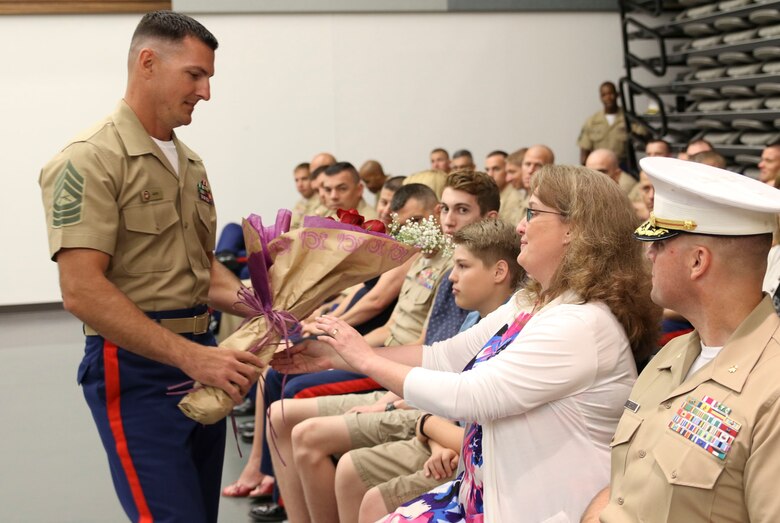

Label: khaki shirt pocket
[120,201,179,273]
[653,430,725,489]
[610,410,643,475]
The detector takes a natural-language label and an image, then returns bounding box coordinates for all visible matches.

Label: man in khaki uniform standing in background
[582,157,780,522]
[39,11,262,523]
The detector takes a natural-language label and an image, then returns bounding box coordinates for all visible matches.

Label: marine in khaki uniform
[582,157,780,523]
[578,81,635,166]
[38,12,262,523]
[385,248,453,346]
[319,161,378,220]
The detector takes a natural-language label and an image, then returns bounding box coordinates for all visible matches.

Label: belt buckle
[192,313,209,335]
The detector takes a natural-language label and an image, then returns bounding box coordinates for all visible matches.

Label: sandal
[248,478,275,501]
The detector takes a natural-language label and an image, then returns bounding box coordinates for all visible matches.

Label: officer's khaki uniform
[498,186,527,227]
[385,250,452,346]
[40,100,216,311]
[603,296,780,523]
[290,193,321,229]
[578,109,630,163]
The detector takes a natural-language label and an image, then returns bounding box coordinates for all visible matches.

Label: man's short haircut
[686,138,714,150]
[383,175,406,192]
[645,139,671,153]
[487,150,508,159]
[452,149,473,161]
[310,165,329,181]
[506,147,528,167]
[453,219,525,289]
[295,162,310,171]
[389,183,438,213]
[431,148,449,158]
[600,80,617,92]
[445,171,501,215]
[131,10,218,50]
[690,150,727,169]
[766,141,780,150]
[324,161,360,184]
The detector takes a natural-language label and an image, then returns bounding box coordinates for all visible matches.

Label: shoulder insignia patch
[52,161,85,228]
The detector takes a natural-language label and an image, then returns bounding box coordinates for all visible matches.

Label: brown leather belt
[84,312,210,337]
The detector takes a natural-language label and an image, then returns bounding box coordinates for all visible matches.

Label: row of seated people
[220,144,780,522]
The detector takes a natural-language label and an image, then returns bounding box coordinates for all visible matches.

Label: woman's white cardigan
[403,290,637,523]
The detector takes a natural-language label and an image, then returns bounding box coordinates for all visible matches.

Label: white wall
[1,11,623,306]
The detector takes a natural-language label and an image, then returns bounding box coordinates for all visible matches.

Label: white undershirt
[151,137,179,176]
[605,113,617,126]
[685,342,723,380]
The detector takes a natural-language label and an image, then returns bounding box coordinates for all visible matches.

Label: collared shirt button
[671,470,677,479]
[638,450,646,458]
[184,222,189,229]
[617,497,624,505]
[663,402,671,409]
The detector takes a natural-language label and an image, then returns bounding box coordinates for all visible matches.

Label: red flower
[362,219,386,234]
[336,208,365,226]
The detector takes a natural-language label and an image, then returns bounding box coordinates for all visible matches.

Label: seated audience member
[403,169,448,200]
[450,149,476,171]
[583,157,780,523]
[376,176,406,225]
[690,149,726,169]
[644,138,672,158]
[500,147,528,226]
[759,141,780,186]
[333,219,524,523]
[578,81,631,166]
[484,150,508,191]
[290,162,315,229]
[429,148,450,173]
[275,165,660,522]
[632,170,653,220]
[586,148,638,194]
[359,160,388,204]
[678,138,713,160]
[320,161,378,219]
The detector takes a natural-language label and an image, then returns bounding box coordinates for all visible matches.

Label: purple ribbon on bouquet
[237,209,301,352]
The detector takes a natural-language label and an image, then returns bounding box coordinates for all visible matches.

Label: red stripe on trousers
[103,341,154,522]
[293,377,381,399]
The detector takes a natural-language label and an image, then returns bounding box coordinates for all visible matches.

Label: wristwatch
[385,402,396,412]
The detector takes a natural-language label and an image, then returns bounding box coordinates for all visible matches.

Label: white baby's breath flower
[388,214,453,256]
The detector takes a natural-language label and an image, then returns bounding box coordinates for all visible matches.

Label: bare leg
[224,371,272,496]
[358,486,392,523]
[267,397,321,523]
[335,451,370,523]
[292,415,354,523]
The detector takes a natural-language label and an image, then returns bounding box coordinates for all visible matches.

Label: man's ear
[689,244,712,281]
[137,48,156,78]
[485,210,498,219]
[434,202,442,218]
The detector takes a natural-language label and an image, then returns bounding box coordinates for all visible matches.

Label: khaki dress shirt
[603,296,780,523]
[39,100,216,311]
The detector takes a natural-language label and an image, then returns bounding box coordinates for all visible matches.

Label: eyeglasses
[526,207,566,222]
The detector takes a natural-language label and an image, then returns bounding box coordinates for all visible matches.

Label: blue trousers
[79,311,225,523]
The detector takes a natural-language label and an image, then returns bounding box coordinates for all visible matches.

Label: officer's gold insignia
[52,160,84,228]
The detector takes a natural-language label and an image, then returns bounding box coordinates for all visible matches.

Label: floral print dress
[381,311,534,523]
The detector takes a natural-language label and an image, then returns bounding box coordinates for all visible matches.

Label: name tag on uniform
[141,188,163,203]
[624,399,640,413]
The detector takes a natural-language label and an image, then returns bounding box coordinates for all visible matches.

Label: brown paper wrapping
[177,224,417,424]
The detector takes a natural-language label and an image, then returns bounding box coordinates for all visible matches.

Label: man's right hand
[179,343,264,404]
